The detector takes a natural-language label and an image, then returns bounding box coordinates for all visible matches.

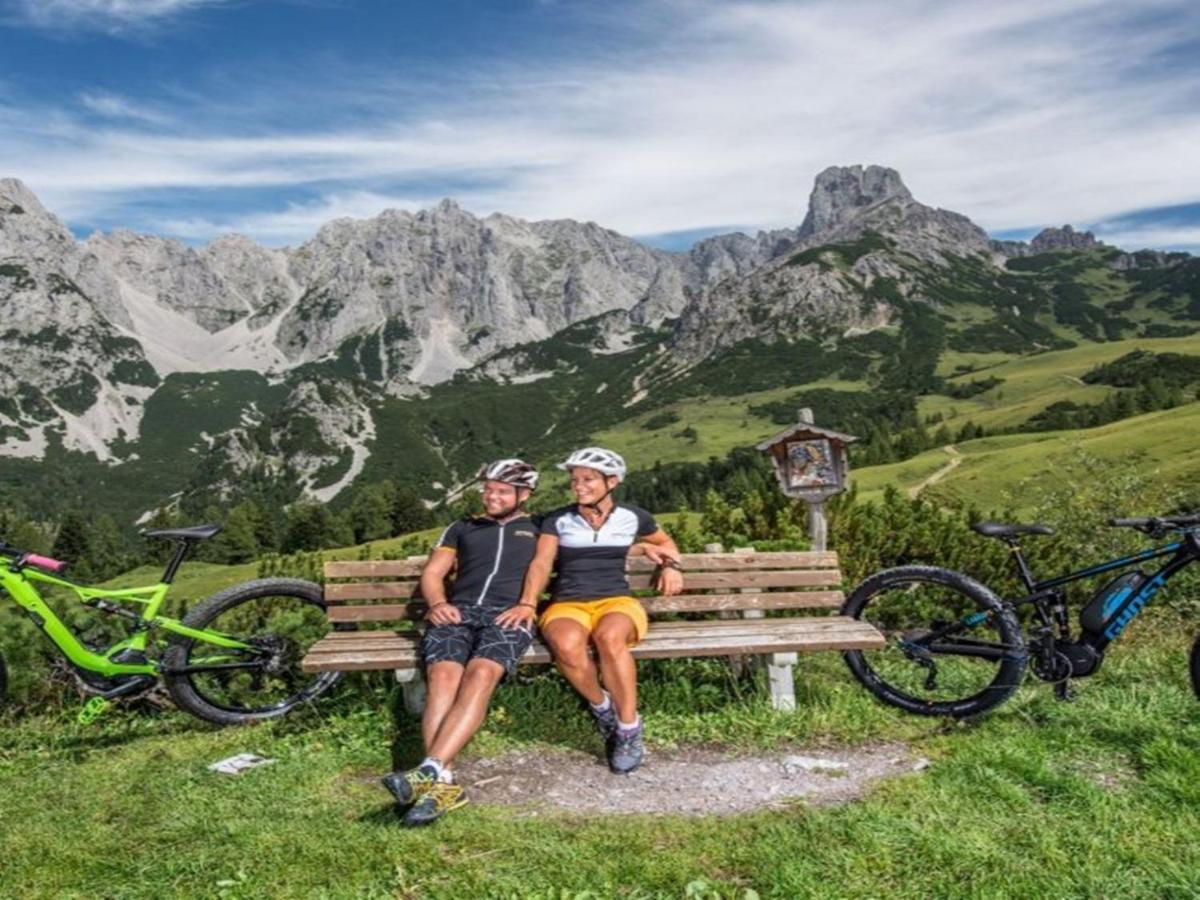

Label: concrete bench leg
[395,668,427,716]
[766,652,797,711]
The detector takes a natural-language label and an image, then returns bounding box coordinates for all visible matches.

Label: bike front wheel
[1189,632,1200,702]
[162,578,342,726]
[842,566,1027,718]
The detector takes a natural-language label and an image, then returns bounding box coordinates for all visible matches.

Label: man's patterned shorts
[421,604,535,678]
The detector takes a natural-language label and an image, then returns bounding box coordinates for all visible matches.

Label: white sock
[617,716,640,732]
[590,691,613,712]
[419,756,445,779]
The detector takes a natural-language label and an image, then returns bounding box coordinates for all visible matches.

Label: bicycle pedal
[78,696,111,725]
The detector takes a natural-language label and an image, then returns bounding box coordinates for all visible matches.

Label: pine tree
[349,481,395,542]
[51,510,92,576]
[209,501,265,564]
[282,501,336,553]
[393,485,435,534]
[87,514,127,581]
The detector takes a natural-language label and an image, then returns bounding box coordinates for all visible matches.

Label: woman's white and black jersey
[538,503,658,602]
[434,515,540,610]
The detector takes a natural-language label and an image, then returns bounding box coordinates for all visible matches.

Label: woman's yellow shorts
[539,596,649,645]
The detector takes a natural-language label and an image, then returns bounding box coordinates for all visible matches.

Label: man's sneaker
[608,722,644,774]
[590,697,618,742]
[402,783,468,827]
[381,764,438,807]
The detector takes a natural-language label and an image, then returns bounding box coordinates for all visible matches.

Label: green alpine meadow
[5,0,1200,895]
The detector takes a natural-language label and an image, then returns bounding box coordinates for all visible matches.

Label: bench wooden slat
[324,570,841,603]
[323,551,841,581]
[643,590,843,613]
[329,604,424,623]
[325,560,427,579]
[325,590,845,623]
[326,583,422,602]
[301,616,884,672]
[314,616,868,649]
[628,570,841,590]
[626,551,839,571]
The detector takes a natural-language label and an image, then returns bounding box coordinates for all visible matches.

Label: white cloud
[2,0,1199,245]
[153,190,431,245]
[79,91,171,125]
[10,0,229,33]
[1093,224,1200,253]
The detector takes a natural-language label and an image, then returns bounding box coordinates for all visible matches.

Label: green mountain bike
[0,524,341,725]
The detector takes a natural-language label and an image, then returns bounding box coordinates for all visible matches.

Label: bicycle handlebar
[1107,514,1200,533]
[0,541,69,574]
[25,553,68,574]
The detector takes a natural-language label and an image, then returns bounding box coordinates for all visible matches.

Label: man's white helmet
[476,458,539,491]
[557,447,627,482]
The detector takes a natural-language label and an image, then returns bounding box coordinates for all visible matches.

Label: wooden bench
[301,549,885,712]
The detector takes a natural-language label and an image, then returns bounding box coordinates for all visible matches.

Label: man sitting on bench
[382,458,541,827]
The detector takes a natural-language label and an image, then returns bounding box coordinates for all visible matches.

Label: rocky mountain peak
[0,178,47,216]
[798,165,913,239]
[1030,224,1099,253]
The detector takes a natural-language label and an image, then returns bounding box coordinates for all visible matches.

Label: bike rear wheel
[163,578,342,726]
[842,565,1027,718]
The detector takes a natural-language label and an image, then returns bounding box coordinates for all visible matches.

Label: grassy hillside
[850,400,1200,513]
[922,332,1200,431]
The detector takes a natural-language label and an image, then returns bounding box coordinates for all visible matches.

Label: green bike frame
[0,564,255,679]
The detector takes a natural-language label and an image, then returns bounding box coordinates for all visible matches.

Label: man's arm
[495,534,558,629]
[420,547,462,625]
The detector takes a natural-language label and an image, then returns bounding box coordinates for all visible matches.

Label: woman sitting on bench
[509,447,683,774]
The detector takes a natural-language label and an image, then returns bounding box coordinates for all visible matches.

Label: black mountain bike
[841,514,1200,718]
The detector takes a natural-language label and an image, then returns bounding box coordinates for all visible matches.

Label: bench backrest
[322,551,843,625]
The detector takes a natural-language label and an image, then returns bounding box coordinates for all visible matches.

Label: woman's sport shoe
[402,783,468,827]
[590,696,618,742]
[608,722,644,774]
[381,764,438,807]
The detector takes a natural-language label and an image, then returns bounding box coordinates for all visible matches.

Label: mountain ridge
[3,167,1197,527]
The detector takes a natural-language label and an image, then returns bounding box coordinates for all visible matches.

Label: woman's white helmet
[557,447,627,482]
[477,458,539,491]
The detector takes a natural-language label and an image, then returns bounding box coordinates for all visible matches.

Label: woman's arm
[631,538,682,563]
[638,528,683,596]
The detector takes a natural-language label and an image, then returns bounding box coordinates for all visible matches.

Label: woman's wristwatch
[659,559,683,572]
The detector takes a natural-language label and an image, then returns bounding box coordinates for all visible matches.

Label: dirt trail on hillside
[907,445,962,499]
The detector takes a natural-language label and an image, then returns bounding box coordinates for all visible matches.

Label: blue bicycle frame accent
[1006,529,1200,647]
[1034,542,1182,591]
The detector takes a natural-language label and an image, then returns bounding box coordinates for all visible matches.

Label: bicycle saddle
[142,523,223,542]
[970,522,1055,538]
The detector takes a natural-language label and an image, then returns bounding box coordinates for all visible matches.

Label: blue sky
[2,0,1199,252]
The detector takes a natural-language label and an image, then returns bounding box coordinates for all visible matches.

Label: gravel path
[446,742,926,817]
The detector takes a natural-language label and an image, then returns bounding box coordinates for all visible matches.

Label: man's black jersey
[433,514,540,609]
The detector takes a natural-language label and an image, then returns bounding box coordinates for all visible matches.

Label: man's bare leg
[422,661,466,752]
[425,658,506,767]
[382,660,466,806]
